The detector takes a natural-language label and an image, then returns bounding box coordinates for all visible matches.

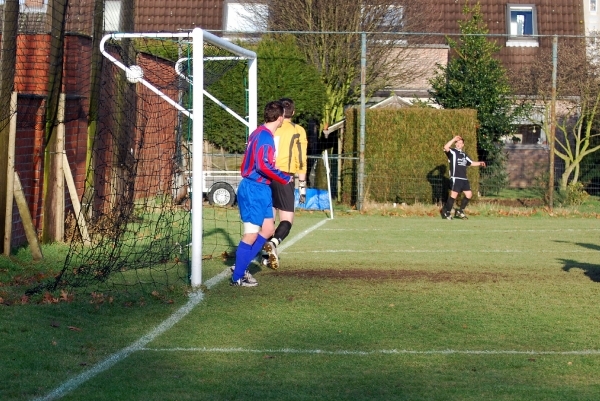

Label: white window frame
[506,4,539,48]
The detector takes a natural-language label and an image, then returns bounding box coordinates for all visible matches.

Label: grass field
[3,210,600,400]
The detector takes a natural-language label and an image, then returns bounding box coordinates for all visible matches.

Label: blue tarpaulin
[294,188,330,210]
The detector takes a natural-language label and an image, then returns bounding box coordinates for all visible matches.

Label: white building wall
[584,0,599,34]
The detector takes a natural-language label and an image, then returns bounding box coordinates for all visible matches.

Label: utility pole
[548,35,558,209]
[357,32,366,211]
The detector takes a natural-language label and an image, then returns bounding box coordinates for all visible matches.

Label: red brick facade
[8,34,181,249]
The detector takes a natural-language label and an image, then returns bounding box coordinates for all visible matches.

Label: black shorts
[450,178,471,193]
[270,179,295,212]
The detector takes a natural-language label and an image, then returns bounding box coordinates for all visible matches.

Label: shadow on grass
[561,259,600,282]
[554,241,600,252]
[557,241,600,282]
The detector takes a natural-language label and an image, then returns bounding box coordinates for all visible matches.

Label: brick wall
[505,144,549,188]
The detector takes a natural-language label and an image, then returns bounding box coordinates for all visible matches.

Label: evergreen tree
[429,2,519,194]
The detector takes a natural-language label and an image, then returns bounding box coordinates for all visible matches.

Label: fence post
[357,32,367,211]
[548,35,558,209]
[3,91,16,255]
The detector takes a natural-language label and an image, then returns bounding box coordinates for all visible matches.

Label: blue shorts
[237,178,274,226]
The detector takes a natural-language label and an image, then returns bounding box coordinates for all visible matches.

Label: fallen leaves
[42,290,74,304]
[151,290,175,304]
[89,292,114,305]
[50,320,81,332]
[0,289,75,306]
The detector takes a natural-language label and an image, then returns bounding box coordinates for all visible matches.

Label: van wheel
[207,182,236,207]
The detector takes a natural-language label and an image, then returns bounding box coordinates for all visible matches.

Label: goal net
[51,28,256,296]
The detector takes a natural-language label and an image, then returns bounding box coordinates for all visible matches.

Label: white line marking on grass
[34,218,330,401]
[322,228,600,233]
[141,346,600,356]
[284,249,598,254]
[277,218,329,253]
[32,282,212,401]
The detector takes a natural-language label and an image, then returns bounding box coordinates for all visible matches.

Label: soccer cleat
[230,265,257,284]
[442,210,453,220]
[262,240,279,270]
[230,276,258,287]
[454,209,467,220]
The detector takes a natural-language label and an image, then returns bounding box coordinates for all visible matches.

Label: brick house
[413,1,590,188]
[355,1,592,189]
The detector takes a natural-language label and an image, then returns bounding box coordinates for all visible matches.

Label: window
[0,0,49,13]
[362,5,404,32]
[104,1,121,32]
[380,5,404,32]
[592,0,597,13]
[506,4,538,47]
[19,0,47,13]
[224,1,267,33]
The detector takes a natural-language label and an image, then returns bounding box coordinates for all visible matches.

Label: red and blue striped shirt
[240,125,290,185]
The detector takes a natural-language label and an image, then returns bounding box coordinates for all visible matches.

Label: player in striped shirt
[441,135,486,220]
[231,101,292,287]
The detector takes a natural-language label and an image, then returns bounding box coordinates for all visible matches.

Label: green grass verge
[2,211,600,400]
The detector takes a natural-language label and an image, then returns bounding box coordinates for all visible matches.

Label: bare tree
[241,0,440,125]
[515,38,600,192]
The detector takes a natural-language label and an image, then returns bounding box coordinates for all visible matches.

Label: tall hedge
[341,107,479,205]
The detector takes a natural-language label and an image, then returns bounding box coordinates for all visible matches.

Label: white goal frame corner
[99,28,258,287]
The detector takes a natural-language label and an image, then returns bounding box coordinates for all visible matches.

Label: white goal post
[99,28,258,287]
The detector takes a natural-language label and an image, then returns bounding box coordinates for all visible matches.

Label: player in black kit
[441,135,486,220]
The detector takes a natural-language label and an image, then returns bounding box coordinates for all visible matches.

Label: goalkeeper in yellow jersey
[262,98,308,270]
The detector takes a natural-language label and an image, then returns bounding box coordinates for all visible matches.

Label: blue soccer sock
[232,242,254,281]
[250,234,268,255]
[232,235,268,281]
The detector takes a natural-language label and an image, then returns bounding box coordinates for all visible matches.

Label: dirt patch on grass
[477,198,545,208]
[272,269,508,284]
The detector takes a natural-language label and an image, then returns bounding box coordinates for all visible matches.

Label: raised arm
[444,135,462,152]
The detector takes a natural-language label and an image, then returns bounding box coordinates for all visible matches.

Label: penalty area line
[34,218,330,401]
[141,346,600,356]
[284,249,598,254]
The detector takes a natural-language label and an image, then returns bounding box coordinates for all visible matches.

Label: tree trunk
[110,0,136,219]
[81,0,107,219]
[42,0,68,243]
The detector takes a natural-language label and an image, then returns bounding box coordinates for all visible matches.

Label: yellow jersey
[273,120,308,175]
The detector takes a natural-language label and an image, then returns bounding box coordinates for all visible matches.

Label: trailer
[202,170,242,207]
